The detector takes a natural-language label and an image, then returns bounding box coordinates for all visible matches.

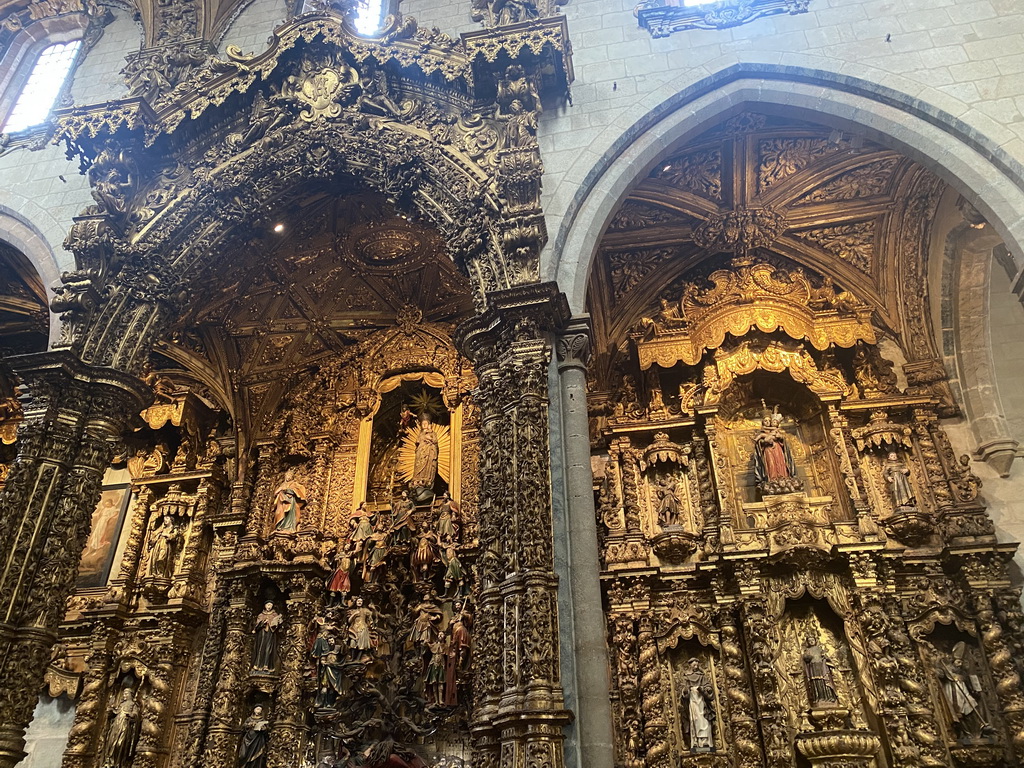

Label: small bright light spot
[3,40,82,133]
[274,223,285,233]
[970,222,987,230]
[353,0,386,34]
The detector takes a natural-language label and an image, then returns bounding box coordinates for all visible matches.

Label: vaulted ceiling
[154,189,474,430]
[587,112,946,378]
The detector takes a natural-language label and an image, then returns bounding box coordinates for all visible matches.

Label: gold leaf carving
[758,137,842,191]
[652,149,722,201]
[793,221,876,273]
[799,157,901,203]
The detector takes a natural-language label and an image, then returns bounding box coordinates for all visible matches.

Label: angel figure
[657,478,683,527]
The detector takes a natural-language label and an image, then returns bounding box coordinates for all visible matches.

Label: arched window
[2,39,81,133]
[352,0,387,35]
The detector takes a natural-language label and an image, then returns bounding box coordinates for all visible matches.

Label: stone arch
[549,66,1024,315]
[0,205,59,346]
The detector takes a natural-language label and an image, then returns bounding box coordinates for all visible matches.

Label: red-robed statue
[753,409,802,495]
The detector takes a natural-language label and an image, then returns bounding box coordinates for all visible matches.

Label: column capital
[555,315,593,372]
[454,282,570,362]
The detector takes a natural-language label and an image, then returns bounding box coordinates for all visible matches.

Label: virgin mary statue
[411,413,439,490]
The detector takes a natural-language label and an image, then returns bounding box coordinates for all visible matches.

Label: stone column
[456,283,572,768]
[0,351,148,768]
[554,317,614,768]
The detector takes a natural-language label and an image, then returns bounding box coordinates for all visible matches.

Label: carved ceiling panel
[588,114,939,357]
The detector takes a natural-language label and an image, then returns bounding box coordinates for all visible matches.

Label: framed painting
[76,485,132,588]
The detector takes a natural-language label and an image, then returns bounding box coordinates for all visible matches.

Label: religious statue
[237,705,270,768]
[425,641,446,705]
[411,529,438,582]
[444,602,472,706]
[146,516,181,581]
[326,546,353,604]
[883,452,916,509]
[362,530,389,583]
[436,492,459,544]
[753,408,802,495]
[348,597,375,659]
[252,602,283,673]
[101,688,140,768]
[272,470,307,531]
[391,491,416,545]
[802,635,840,707]
[936,642,993,741]
[442,544,464,595]
[349,503,374,554]
[411,413,439,497]
[410,595,442,649]
[679,658,715,752]
[656,478,682,527]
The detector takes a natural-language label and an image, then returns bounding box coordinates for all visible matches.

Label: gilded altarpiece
[51,317,482,768]
[595,254,1024,768]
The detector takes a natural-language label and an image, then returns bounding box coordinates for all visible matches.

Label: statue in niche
[252,602,283,673]
[753,408,802,495]
[679,658,716,752]
[272,470,307,531]
[237,705,271,768]
[656,478,683,528]
[348,597,376,659]
[883,452,916,509]
[802,635,840,707]
[101,688,140,768]
[936,642,994,741]
[391,491,416,545]
[146,516,181,580]
[411,412,440,496]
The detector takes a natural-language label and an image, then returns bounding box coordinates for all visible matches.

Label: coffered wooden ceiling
[587,113,945,363]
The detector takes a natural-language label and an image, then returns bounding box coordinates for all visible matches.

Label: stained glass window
[3,40,81,133]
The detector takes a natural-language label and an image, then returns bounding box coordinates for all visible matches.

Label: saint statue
[326,546,353,603]
[444,602,472,706]
[883,452,916,509]
[753,409,801,495]
[411,413,439,491]
[442,544,464,594]
[237,706,270,768]
[679,658,715,752]
[391,491,416,545]
[657,478,682,527]
[410,596,442,649]
[146,516,180,580]
[272,470,307,531]
[937,642,992,741]
[101,688,140,768]
[348,597,375,658]
[362,530,389,583]
[425,641,446,705]
[436,492,459,544]
[252,602,283,673]
[411,530,437,582]
[802,635,840,707]
[349,503,374,553]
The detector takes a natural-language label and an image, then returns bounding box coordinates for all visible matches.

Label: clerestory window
[2,39,81,133]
